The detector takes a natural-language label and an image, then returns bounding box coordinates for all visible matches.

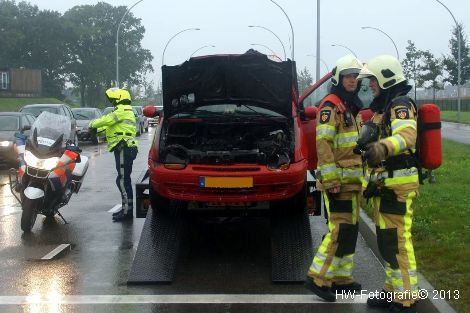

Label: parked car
[19,104,78,144]
[0,112,35,168]
[133,106,149,134]
[72,107,106,144]
[148,105,163,126]
[102,106,142,136]
[143,51,318,214]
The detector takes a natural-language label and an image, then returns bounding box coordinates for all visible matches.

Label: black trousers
[113,143,138,214]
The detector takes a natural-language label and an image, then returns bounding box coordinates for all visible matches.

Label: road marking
[0,294,369,305]
[0,206,22,217]
[41,244,71,260]
[108,204,122,213]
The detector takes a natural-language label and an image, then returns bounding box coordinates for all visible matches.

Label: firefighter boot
[304,277,336,302]
[367,289,392,308]
[388,302,417,313]
[332,281,362,293]
[112,209,133,222]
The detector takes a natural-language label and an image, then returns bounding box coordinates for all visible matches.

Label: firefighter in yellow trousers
[305,55,365,302]
[358,55,419,313]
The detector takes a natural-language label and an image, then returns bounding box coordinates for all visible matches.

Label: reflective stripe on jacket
[90,104,138,151]
[316,94,364,191]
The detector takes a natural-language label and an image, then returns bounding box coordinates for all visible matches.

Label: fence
[416,98,470,112]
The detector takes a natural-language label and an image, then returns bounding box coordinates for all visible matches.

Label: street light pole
[361,26,399,60]
[248,25,286,60]
[116,0,144,87]
[434,0,461,122]
[251,43,277,57]
[268,0,294,61]
[307,54,328,73]
[251,43,283,61]
[316,0,320,81]
[331,44,357,57]
[162,28,200,67]
[190,45,215,58]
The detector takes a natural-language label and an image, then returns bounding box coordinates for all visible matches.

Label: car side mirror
[143,106,158,118]
[304,106,318,120]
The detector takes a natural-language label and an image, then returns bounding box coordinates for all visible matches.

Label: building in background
[0,69,42,98]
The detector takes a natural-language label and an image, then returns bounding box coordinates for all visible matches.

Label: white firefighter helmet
[331,54,363,86]
[357,55,406,89]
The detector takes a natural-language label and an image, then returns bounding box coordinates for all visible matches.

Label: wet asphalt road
[442,121,470,145]
[0,128,387,313]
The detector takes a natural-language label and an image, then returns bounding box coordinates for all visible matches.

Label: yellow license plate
[199,176,253,188]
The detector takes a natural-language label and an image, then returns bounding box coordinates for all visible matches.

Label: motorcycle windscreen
[28,112,71,158]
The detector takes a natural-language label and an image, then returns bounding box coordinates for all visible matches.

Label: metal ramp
[130,169,314,284]
[270,207,313,283]
[127,201,187,284]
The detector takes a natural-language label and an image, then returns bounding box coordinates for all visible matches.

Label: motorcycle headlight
[0,140,13,147]
[24,150,59,170]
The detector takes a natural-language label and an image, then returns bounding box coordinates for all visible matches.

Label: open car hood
[162,50,296,118]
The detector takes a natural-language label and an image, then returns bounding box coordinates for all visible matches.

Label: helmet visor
[340,68,361,76]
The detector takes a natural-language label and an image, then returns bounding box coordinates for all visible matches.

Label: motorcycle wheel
[21,197,39,232]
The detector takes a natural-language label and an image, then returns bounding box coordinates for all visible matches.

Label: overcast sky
[23,0,468,85]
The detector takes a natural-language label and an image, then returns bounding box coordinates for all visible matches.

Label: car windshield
[0,116,19,131]
[73,109,100,120]
[21,106,59,117]
[174,104,284,118]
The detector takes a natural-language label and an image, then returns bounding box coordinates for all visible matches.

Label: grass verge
[413,139,470,312]
[0,98,63,112]
[440,110,470,124]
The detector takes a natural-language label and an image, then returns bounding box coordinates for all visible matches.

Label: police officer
[358,55,419,313]
[305,55,365,302]
[89,88,138,222]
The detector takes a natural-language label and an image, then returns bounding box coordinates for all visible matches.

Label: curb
[358,209,457,313]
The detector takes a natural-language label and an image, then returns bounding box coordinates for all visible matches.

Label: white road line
[41,244,71,260]
[108,204,122,213]
[0,294,369,305]
[0,210,22,217]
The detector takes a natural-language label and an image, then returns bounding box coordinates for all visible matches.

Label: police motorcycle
[9,112,89,232]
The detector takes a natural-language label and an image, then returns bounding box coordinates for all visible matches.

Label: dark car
[144,51,318,212]
[72,107,106,144]
[19,103,78,144]
[0,112,35,168]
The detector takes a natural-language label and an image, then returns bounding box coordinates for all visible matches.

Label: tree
[418,51,444,103]
[63,2,153,107]
[442,23,470,86]
[297,67,313,95]
[0,1,70,98]
[402,40,424,101]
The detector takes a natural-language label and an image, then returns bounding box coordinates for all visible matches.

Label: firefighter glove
[364,142,388,167]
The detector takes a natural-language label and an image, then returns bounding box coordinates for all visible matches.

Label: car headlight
[0,140,13,147]
[24,150,59,170]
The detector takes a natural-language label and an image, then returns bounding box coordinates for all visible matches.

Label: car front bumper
[148,160,307,203]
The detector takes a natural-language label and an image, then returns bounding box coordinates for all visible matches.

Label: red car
[144,51,325,213]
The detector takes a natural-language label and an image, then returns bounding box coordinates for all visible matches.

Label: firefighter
[358,55,419,313]
[89,88,138,222]
[305,54,365,302]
